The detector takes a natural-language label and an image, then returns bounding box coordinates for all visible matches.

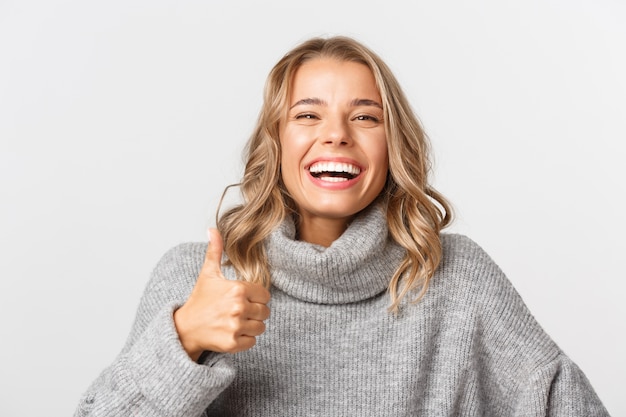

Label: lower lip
[307,171,362,190]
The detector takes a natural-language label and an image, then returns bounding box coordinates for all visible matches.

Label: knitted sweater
[75,205,609,416]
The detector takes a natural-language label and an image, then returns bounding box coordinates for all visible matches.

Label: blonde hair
[217,36,452,311]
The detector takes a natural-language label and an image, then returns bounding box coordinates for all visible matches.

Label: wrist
[173,307,203,361]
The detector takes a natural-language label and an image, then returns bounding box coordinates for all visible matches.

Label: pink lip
[305,156,364,190]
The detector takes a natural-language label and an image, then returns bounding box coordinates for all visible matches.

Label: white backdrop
[1,0,624,415]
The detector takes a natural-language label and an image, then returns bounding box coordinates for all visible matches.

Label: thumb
[204,228,225,275]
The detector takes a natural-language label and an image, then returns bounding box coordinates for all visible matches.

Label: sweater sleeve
[444,235,610,416]
[516,354,610,417]
[74,243,236,417]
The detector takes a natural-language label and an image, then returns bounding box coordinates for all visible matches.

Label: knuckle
[223,340,239,354]
[229,282,247,298]
[229,301,247,317]
[227,317,243,333]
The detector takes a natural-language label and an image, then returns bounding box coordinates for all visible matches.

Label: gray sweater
[75,206,609,416]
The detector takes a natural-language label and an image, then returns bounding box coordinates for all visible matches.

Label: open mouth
[308,161,361,182]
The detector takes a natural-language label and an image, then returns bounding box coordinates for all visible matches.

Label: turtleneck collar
[265,205,406,304]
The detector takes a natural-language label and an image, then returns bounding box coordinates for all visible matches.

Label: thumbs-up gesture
[173,228,271,361]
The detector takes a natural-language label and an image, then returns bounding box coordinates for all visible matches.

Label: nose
[320,117,352,146]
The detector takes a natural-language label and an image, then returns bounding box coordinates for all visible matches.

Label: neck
[296,215,352,247]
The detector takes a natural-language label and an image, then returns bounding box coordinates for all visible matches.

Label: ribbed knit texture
[75,206,610,416]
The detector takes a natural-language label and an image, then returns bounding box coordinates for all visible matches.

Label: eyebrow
[350,98,383,109]
[289,97,383,110]
[290,97,326,109]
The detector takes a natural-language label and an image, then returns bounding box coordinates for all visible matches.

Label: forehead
[289,58,381,101]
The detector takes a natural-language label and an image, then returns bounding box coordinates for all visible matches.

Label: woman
[75,36,609,416]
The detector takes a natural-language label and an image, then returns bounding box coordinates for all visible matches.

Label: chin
[309,204,369,220]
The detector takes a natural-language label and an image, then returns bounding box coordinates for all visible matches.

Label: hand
[173,228,271,361]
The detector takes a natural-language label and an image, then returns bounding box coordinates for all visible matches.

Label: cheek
[374,139,389,173]
[279,126,298,162]
[280,139,297,170]
[372,142,390,191]
[279,143,301,193]
[279,127,310,173]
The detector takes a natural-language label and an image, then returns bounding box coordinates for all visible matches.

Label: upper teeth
[309,162,361,175]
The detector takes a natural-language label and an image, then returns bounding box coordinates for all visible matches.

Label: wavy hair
[217,36,452,311]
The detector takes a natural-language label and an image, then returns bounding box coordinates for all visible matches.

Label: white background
[1,0,624,415]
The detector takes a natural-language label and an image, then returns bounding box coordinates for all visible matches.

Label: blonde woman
[75,36,608,416]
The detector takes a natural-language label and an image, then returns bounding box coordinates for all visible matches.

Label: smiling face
[279,58,389,245]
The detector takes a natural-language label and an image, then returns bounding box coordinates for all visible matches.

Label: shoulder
[440,233,494,266]
[437,233,505,287]
[123,242,208,341]
[434,233,532,324]
[145,242,208,297]
[154,242,207,270]
[433,233,561,370]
